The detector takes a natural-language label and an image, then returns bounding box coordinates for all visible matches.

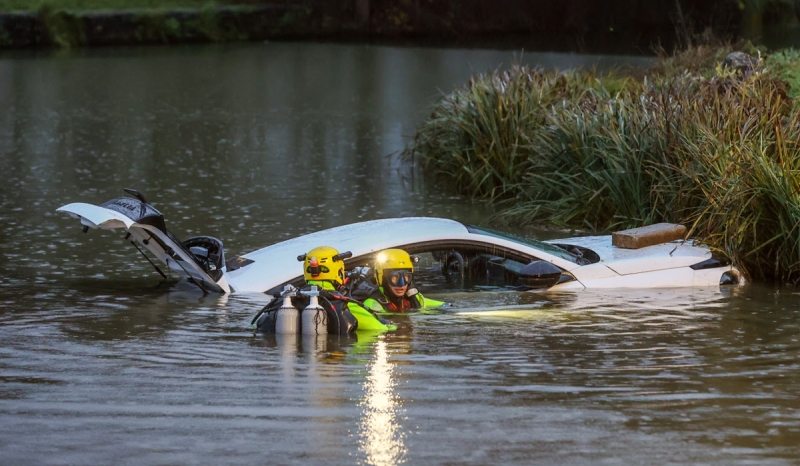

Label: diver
[356,249,445,313]
[252,246,395,334]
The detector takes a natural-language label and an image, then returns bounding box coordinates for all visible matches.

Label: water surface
[1,43,798,465]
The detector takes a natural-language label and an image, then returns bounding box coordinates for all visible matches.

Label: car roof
[224,217,575,293]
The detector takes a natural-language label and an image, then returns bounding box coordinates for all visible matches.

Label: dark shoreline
[0,1,744,54]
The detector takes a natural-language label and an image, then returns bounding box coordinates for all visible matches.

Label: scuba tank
[301,286,328,335]
[275,285,300,334]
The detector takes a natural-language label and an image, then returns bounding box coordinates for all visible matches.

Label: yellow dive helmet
[297,246,351,285]
[374,249,416,287]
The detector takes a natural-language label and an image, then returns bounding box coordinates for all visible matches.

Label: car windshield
[466,225,582,264]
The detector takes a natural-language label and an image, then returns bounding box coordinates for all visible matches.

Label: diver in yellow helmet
[302,245,346,285]
[362,249,445,313]
[297,246,395,332]
[253,246,395,333]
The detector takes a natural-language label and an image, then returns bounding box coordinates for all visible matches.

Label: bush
[407,47,800,284]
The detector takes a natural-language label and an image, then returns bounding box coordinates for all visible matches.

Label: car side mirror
[518,260,562,289]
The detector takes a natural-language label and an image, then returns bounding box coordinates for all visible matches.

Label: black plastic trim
[720,271,739,285]
[226,256,255,272]
[690,255,731,271]
[100,196,168,236]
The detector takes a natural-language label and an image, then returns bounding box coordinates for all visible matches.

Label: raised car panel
[57,201,230,293]
[122,224,230,294]
[56,203,135,230]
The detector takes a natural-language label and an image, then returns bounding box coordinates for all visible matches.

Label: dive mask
[387,270,413,287]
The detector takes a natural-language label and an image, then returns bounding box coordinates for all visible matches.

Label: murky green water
[1,42,798,465]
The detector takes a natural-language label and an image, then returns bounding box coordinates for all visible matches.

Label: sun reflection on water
[357,340,407,466]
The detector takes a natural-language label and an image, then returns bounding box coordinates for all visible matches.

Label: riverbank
[407,45,800,285]
[0,0,743,52]
[0,4,324,48]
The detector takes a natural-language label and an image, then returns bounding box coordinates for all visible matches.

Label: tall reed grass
[407,48,800,283]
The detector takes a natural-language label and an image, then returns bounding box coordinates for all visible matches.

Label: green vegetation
[4,1,282,47]
[0,0,220,12]
[407,45,800,284]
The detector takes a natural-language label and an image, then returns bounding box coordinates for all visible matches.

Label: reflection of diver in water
[252,246,395,335]
[253,328,408,465]
[254,332,358,357]
[250,249,418,464]
[357,337,407,466]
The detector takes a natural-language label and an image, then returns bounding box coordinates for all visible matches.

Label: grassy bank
[407,45,800,284]
[0,0,227,12]
[0,1,308,48]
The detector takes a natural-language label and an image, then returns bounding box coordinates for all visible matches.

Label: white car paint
[57,202,230,293]
[57,201,740,295]
[226,217,583,293]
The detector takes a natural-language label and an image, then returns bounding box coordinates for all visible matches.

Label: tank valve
[275,285,300,334]
[301,286,327,335]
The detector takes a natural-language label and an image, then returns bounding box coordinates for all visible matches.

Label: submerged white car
[57,189,741,295]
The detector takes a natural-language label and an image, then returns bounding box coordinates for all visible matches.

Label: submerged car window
[466,225,582,264]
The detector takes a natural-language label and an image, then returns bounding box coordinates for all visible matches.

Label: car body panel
[57,196,738,295]
[57,202,136,230]
[553,235,711,273]
[548,236,722,289]
[57,202,229,293]
[226,217,579,293]
[575,267,695,289]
